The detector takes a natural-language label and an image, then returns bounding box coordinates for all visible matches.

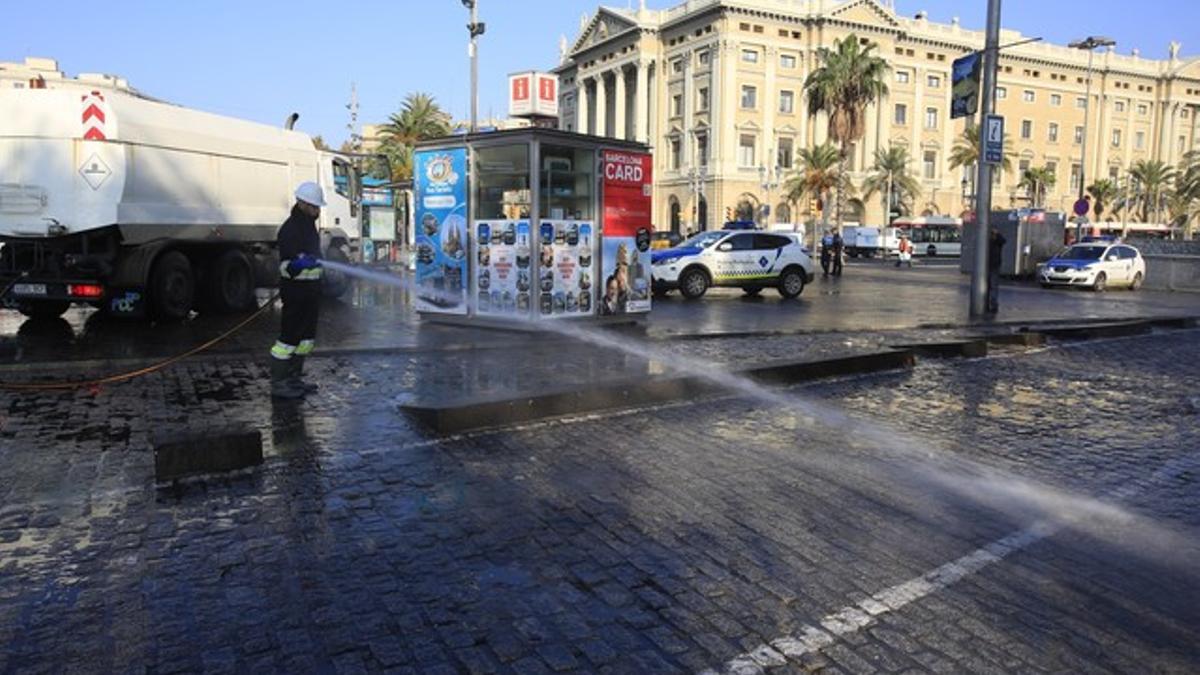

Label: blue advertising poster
[413,148,469,314]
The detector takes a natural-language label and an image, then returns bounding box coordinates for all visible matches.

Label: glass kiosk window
[475,145,531,220]
[540,145,595,220]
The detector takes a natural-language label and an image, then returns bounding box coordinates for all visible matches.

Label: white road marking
[702,454,1198,674]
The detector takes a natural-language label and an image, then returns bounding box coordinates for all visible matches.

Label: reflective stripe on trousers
[295,339,315,356]
[270,341,296,360]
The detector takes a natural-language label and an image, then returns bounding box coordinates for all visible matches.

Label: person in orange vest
[896,234,913,268]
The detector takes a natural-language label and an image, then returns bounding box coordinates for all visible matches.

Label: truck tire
[17,300,71,320]
[204,249,256,313]
[321,245,351,299]
[149,250,195,321]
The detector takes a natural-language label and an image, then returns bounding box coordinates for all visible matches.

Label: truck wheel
[17,300,71,320]
[149,250,195,321]
[778,267,806,299]
[205,250,256,313]
[321,245,351,299]
[679,268,709,299]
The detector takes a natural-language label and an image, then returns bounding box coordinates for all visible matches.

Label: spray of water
[322,259,1199,571]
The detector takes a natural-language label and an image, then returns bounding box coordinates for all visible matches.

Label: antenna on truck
[284,113,299,130]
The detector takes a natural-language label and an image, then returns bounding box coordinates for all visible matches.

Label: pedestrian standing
[986,227,1007,314]
[820,229,833,276]
[270,182,325,399]
[896,235,913,268]
[831,229,845,277]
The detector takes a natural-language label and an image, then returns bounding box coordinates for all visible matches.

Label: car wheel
[1092,272,1107,293]
[778,267,806,299]
[1130,271,1143,291]
[679,268,709,299]
[927,245,937,257]
[741,287,762,296]
[149,250,195,321]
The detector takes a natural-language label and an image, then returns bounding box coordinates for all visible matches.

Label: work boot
[270,359,306,399]
[292,356,318,394]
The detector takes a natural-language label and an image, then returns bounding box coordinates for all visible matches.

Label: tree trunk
[836,148,847,229]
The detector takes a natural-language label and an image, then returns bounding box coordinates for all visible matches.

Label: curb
[401,349,916,434]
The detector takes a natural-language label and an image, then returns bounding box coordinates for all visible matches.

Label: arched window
[669,196,682,235]
[775,202,792,224]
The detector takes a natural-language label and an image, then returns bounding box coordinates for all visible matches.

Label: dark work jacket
[831,234,844,254]
[278,205,322,281]
[988,233,1006,271]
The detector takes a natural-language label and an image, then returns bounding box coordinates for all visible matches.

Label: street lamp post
[686,165,707,233]
[758,163,780,227]
[462,0,486,133]
[1068,35,1116,241]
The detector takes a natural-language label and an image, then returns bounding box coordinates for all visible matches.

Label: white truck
[0,64,360,320]
[841,225,901,258]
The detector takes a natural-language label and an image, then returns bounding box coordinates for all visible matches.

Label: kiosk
[412,128,654,324]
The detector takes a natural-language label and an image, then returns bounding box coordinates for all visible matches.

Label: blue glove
[286,253,322,277]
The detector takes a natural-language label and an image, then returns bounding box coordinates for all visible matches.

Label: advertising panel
[367,207,395,241]
[413,148,469,313]
[600,150,654,314]
[473,220,532,317]
[537,220,594,318]
[951,52,983,119]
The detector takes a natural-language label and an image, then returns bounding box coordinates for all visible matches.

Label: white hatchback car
[1039,242,1146,292]
[651,230,816,299]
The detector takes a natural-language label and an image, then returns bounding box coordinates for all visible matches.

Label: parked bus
[893,216,963,257]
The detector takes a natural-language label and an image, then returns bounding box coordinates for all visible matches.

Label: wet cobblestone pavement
[1,328,1199,673]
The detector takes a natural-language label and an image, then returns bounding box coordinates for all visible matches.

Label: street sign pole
[971,0,1002,318]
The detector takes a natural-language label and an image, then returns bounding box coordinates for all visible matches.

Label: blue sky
[2,1,1196,145]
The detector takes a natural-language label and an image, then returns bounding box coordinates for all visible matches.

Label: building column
[763,46,778,175]
[576,77,590,135]
[613,66,628,140]
[634,60,649,143]
[595,71,609,137]
[720,40,738,175]
[682,52,693,164]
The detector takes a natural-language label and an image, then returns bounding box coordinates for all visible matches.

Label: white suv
[651,230,816,299]
[1039,242,1146,291]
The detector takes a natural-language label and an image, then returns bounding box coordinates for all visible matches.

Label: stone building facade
[552,0,1200,233]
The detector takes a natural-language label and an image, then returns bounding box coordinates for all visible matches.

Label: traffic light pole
[970,0,1002,318]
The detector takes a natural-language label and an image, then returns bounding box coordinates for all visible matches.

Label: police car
[1038,241,1146,292]
[651,229,815,299]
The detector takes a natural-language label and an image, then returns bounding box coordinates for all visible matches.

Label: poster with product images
[413,148,469,314]
[473,220,531,317]
[537,220,593,318]
[600,149,654,314]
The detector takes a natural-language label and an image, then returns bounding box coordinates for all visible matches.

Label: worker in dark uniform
[986,227,1007,314]
[270,181,325,399]
[830,228,845,277]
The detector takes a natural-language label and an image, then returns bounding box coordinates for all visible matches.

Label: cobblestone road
[1,329,1198,673]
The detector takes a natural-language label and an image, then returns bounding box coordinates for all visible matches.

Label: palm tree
[378,93,453,181]
[948,127,1014,174]
[1128,159,1176,223]
[1175,151,1200,238]
[861,146,921,220]
[784,144,850,247]
[804,34,889,226]
[1086,179,1119,220]
[1018,166,1056,208]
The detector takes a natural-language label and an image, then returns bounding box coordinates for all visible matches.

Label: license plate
[13,283,47,296]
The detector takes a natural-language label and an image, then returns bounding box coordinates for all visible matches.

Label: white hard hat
[295,181,326,207]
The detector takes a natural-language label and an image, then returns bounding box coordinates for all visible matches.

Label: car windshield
[680,231,727,249]
[1057,245,1107,261]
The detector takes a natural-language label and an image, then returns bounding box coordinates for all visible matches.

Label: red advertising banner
[601,150,653,236]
